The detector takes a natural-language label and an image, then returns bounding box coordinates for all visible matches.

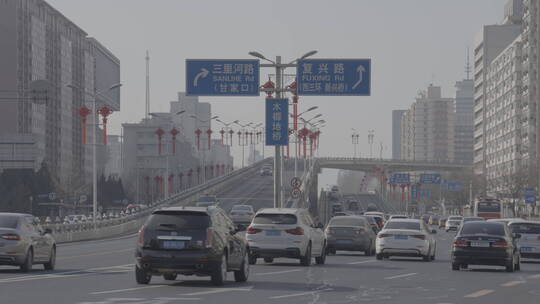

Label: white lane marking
[347,260,377,265]
[179,286,253,296]
[464,289,494,298]
[256,269,302,276]
[500,280,525,287]
[528,274,540,279]
[384,272,417,280]
[269,288,333,299]
[91,286,166,295]
[0,264,135,283]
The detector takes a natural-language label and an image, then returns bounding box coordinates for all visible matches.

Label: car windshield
[253,214,297,225]
[461,223,505,236]
[329,217,366,227]
[146,211,210,229]
[198,196,217,202]
[384,221,421,230]
[232,206,252,211]
[509,223,540,234]
[477,201,501,212]
[0,215,19,229]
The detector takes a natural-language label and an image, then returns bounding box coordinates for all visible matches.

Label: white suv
[246,208,326,266]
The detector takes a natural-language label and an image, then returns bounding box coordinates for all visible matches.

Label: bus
[473,197,502,219]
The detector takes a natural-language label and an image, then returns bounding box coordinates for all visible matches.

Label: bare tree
[492,166,529,217]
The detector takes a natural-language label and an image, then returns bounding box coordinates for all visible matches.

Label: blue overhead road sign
[389,173,410,185]
[297,59,371,96]
[265,98,289,146]
[524,188,536,204]
[186,59,259,96]
[420,173,442,184]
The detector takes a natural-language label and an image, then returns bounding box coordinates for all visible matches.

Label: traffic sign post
[291,177,302,189]
[389,173,410,185]
[297,59,371,96]
[185,59,260,96]
[411,184,419,201]
[291,188,302,199]
[265,98,289,146]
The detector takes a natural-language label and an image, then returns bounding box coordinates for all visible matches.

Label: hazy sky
[49,0,505,165]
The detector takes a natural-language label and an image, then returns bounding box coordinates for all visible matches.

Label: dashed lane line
[384,272,417,280]
[57,248,133,260]
[269,288,334,299]
[178,286,253,296]
[464,289,495,298]
[90,285,167,295]
[256,269,302,276]
[500,280,525,287]
[527,274,540,279]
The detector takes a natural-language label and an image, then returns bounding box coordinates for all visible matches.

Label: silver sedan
[0,213,56,272]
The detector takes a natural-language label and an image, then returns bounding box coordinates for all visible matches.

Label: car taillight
[411,234,426,240]
[137,227,144,246]
[285,227,304,235]
[453,239,467,248]
[491,240,508,248]
[378,233,392,238]
[0,233,20,241]
[246,226,262,234]
[205,228,214,248]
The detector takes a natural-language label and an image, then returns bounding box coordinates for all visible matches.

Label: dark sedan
[325,216,376,256]
[451,221,521,272]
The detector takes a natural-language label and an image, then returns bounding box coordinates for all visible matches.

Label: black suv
[451,221,521,272]
[135,206,249,285]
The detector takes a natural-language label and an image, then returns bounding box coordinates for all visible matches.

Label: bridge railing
[41,160,269,243]
[316,156,471,167]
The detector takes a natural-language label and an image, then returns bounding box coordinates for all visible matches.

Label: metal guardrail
[42,160,269,243]
[316,156,470,167]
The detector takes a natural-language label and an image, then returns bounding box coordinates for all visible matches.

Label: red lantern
[170,128,179,154]
[206,129,213,149]
[195,128,202,150]
[228,129,234,146]
[79,106,91,144]
[98,106,112,145]
[219,129,225,145]
[261,78,275,98]
[155,128,165,155]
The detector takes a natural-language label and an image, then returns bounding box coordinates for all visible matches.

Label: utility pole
[368,130,374,158]
[145,51,150,119]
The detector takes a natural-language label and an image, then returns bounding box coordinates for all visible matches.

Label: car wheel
[376,253,383,260]
[135,265,151,284]
[163,274,177,281]
[452,262,460,271]
[20,249,33,273]
[300,243,312,266]
[264,257,274,263]
[326,247,336,255]
[44,247,56,271]
[422,254,430,262]
[506,256,515,272]
[248,254,257,265]
[211,254,227,286]
[364,243,373,256]
[315,243,326,265]
[515,255,521,271]
[234,253,250,282]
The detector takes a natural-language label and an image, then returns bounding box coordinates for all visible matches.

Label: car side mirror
[513,233,521,239]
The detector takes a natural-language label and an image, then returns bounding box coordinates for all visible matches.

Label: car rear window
[385,221,420,230]
[0,215,19,229]
[146,211,210,229]
[329,217,366,227]
[463,217,485,222]
[509,223,540,234]
[461,223,505,236]
[253,214,297,225]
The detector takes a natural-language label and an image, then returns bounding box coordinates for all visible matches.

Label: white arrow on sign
[352,65,366,90]
[193,68,209,87]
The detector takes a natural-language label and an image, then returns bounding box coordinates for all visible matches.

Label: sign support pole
[274,56,283,208]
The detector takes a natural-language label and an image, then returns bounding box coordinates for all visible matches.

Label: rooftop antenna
[145,50,150,119]
[465,47,471,80]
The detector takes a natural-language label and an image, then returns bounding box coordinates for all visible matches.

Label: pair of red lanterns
[78,105,112,145]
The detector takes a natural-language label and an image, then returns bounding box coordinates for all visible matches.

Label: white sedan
[376,219,437,261]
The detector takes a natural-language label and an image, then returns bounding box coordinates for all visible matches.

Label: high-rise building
[400,85,455,162]
[392,110,406,159]
[0,0,120,193]
[454,78,474,164]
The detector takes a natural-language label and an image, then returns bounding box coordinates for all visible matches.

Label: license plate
[521,247,536,253]
[337,239,353,244]
[162,240,185,249]
[470,242,489,247]
[394,235,408,240]
[266,230,281,236]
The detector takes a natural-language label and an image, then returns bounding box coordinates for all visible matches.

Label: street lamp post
[368,129,375,159]
[292,106,318,178]
[249,50,317,208]
[351,128,360,158]
[67,83,121,225]
[191,114,218,183]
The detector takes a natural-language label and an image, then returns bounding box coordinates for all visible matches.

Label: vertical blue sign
[297,59,371,96]
[411,184,419,200]
[265,98,289,146]
[185,59,260,96]
[420,188,430,198]
[524,188,536,204]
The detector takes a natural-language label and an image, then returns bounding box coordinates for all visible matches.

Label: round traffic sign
[291,177,302,189]
[291,188,302,199]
